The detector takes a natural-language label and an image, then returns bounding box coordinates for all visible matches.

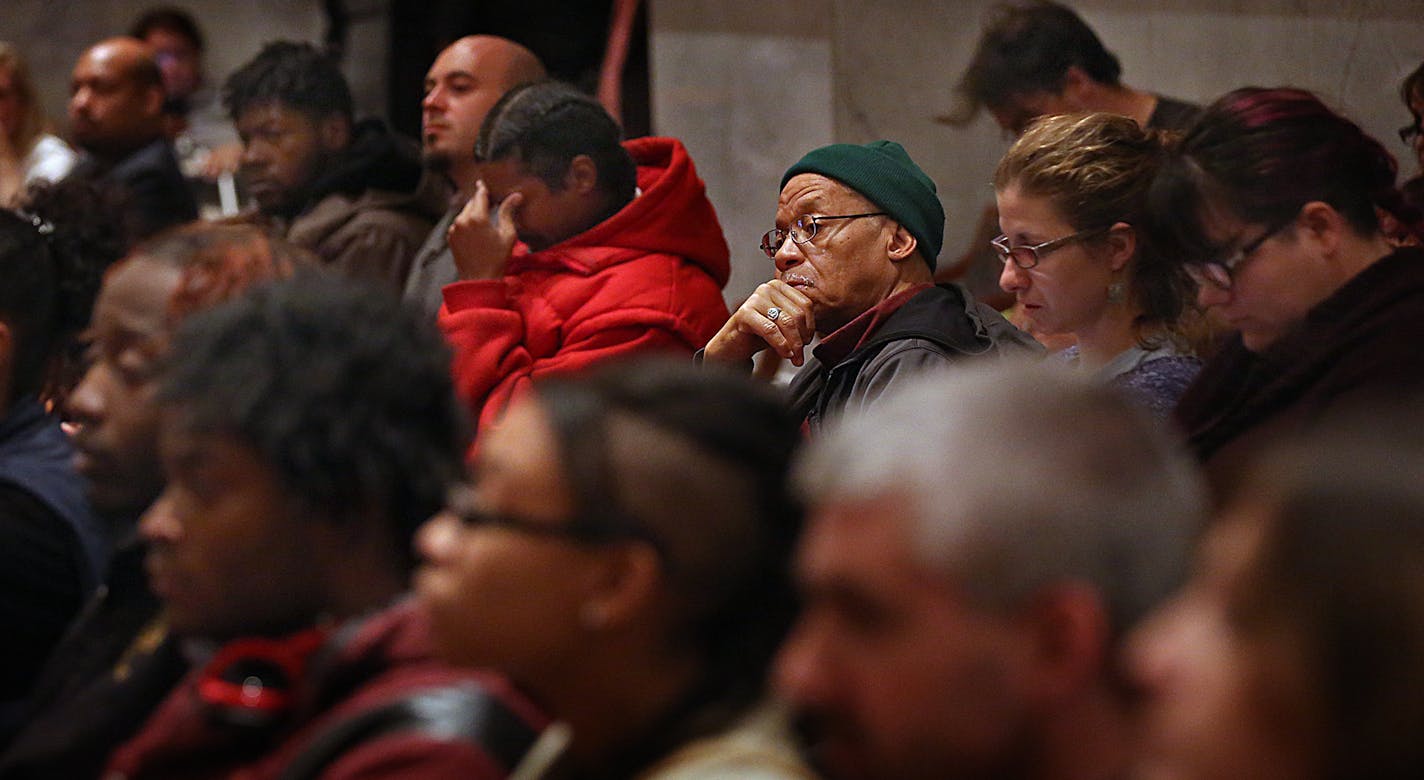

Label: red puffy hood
[509,136,731,287]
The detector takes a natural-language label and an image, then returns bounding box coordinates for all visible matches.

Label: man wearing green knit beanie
[702,140,1038,431]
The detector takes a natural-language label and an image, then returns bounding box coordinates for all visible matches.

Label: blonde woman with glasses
[993,111,1201,417]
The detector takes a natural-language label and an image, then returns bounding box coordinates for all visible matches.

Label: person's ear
[143,84,165,118]
[886,222,919,263]
[1296,200,1348,258]
[0,321,13,399]
[1059,66,1093,107]
[1019,582,1111,708]
[564,155,599,197]
[1103,222,1137,273]
[317,114,351,153]
[577,541,662,632]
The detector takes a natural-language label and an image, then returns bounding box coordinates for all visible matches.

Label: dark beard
[422,148,453,174]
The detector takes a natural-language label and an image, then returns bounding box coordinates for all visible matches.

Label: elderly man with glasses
[702,140,1038,431]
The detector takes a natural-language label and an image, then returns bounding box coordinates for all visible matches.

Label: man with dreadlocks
[441,80,730,434]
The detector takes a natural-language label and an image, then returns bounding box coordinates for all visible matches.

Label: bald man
[67,38,198,241]
[403,35,545,317]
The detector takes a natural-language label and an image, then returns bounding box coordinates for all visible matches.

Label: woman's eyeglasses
[989,226,1109,269]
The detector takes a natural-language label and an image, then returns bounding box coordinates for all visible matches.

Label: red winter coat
[439,136,731,433]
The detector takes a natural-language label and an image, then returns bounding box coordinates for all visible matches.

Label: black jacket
[0,535,186,779]
[788,284,1040,431]
[70,138,198,242]
[281,120,446,290]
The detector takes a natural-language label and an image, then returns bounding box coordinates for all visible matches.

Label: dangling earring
[1107,279,1126,305]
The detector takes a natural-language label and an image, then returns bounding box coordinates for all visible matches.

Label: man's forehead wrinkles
[779,188,843,221]
[781,177,872,216]
[783,178,833,203]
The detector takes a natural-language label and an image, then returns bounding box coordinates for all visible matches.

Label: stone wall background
[0,0,384,134]
[3,1,1422,305]
[651,0,1424,303]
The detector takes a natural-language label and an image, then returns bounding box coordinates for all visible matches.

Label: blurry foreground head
[778,360,1204,780]
[68,223,305,518]
[1130,406,1424,780]
[142,272,467,640]
[416,358,803,775]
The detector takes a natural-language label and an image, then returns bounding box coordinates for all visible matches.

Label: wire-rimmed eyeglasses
[759,212,887,258]
[1183,215,1294,291]
[989,226,1109,269]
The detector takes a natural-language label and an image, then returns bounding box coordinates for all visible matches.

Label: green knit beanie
[781,140,945,269]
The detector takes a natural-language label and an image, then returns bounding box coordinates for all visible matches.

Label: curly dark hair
[222,40,352,122]
[158,272,468,559]
[0,179,127,405]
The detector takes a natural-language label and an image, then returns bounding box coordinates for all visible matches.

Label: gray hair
[797,359,1205,640]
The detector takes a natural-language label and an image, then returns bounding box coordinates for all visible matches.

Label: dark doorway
[387,0,651,140]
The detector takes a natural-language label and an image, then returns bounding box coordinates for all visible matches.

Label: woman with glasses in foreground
[1146,87,1424,498]
[994,112,1202,417]
[415,359,816,779]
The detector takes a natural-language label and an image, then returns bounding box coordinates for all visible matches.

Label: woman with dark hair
[1129,414,1424,779]
[1145,87,1424,497]
[0,179,121,734]
[994,112,1202,416]
[416,359,816,778]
